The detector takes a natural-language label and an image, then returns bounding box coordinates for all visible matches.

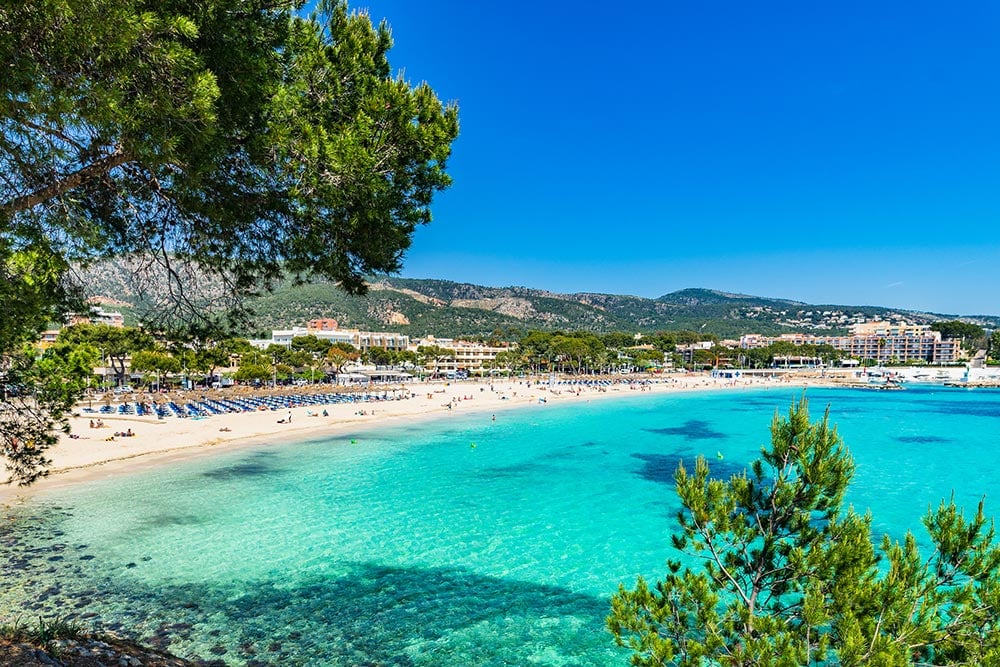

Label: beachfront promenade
[1,372,828,504]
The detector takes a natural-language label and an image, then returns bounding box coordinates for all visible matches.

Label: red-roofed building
[308,318,339,331]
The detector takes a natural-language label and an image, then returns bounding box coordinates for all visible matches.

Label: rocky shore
[0,635,205,667]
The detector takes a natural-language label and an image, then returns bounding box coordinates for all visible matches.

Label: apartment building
[69,307,125,328]
[257,326,410,352]
[308,318,339,331]
[38,306,126,348]
[38,329,61,349]
[739,323,961,364]
[411,336,511,376]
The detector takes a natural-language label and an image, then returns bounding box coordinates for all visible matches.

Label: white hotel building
[252,328,510,375]
[410,336,511,376]
[252,326,410,353]
[739,322,962,364]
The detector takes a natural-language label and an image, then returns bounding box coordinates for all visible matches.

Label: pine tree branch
[2,146,130,215]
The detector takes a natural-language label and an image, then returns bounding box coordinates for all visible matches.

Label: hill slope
[76,263,1000,338]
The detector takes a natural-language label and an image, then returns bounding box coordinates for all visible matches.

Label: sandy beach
[0,372,832,505]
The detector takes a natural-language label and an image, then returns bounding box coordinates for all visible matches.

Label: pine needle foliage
[608,398,1000,666]
[0,0,457,484]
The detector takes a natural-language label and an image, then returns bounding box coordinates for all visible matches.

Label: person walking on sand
[287,410,292,423]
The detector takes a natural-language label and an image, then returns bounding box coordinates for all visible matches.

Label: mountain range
[78,263,1000,339]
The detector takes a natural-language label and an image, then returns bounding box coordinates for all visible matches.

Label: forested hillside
[77,262,999,338]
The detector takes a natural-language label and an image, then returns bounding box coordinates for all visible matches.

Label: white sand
[0,373,831,504]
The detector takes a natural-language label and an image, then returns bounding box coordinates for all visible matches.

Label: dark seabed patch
[479,441,607,480]
[536,441,607,463]
[631,453,744,486]
[730,396,793,410]
[909,398,1000,419]
[202,452,284,481]
[645,420,728,441]
[895,435,951,444]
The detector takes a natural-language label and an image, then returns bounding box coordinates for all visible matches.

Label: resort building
[739,323,962,364]
[410,336,511,376]
[772,355,823,368]
[352,331,411,352]
[39,306,126,348]
[254,326,410,352]
[68,306,125,328]
[38,329,61,349]
[675,341,715,365]
[308,318,340,331]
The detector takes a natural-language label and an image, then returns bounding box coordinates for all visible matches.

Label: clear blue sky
[353,0,999,315]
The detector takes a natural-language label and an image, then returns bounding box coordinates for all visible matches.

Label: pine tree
[608,398,1000,666]
[0,0,457,484]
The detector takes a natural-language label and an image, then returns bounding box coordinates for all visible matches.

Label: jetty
[945,380,1000,388]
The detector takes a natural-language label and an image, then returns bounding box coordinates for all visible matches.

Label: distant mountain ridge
[655,287,805,306]
[77,263,999,338]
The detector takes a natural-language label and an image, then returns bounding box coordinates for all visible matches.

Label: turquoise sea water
[2,386,999,665]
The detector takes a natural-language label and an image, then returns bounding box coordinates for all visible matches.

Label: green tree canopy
[648,332,680,353]
[931,321,987,353]
[0,342,99,485]
[285,349,313,369]
[326,345,360,374]
[931,320,985,341]
[608,399,1000,666]
[2,0,458,325]
[57,324,155,386]
[365,346,396,367]
[234,348,272,383]
[129,349,182,377]
[1,0,457,484]
[630,347,665,369]
[549,334,591,372]
[291,335,334,356]
[194,344,235,382]
[602,332,638,350]
[518,330,617,374]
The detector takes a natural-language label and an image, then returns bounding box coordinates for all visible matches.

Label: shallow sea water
[2,385,999,665]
